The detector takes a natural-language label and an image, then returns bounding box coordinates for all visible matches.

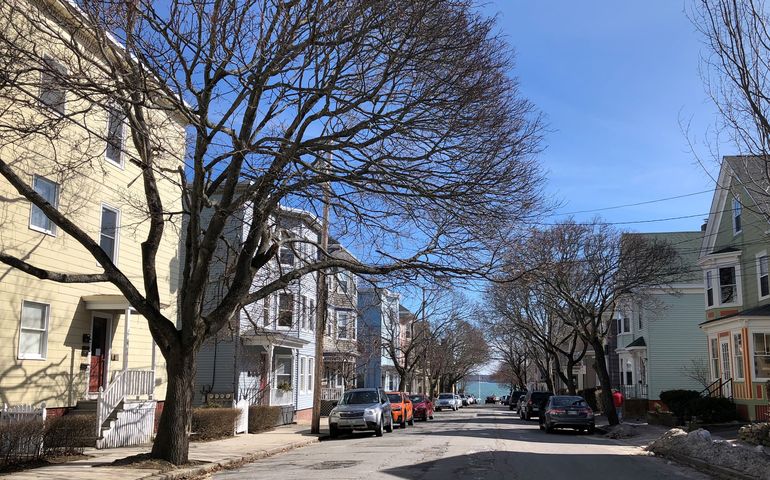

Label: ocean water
[459,380,509,399]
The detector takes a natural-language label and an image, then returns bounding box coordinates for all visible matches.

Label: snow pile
[647,428,770,479]
[604,424,638,439]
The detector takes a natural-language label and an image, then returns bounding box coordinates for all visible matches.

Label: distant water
[459,380,509,399]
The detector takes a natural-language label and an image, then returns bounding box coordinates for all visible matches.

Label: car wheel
[400,413,407,428]
[524,411,530,421]
[375,416,384,437]
[587,426,595,435]
[539,422,545,430]
[408,414,415,426]
[385,415,393,433]
[429,413,434,420]
[329,425,339,438]
[545,424,554,434]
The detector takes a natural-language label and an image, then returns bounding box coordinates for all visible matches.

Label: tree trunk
[590,336,618,425]
[151,345,197,464]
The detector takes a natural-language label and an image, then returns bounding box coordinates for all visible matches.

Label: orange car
[386,391,414,428]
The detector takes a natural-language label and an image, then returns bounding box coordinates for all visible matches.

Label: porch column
[266,343,274,406]
[123,306,131,372]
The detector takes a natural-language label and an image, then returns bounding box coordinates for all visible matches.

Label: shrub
[659,390,701,420]
[690,397,737,423]
[248,406,281,433]
[191,408,240,441]
[0,419,44,468]
[43,414,95,456]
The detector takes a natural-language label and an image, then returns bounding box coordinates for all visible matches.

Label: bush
[0,419,44,468]
[659,390,701,420]
[690,397,737,423]
[191,408,240,441]
[43,414,95,456]
[248,406,281,433]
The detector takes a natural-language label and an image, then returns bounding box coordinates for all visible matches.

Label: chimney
[701,219,708,232]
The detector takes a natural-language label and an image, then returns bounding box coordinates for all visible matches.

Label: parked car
[509,390,526,411]
[387,391,414,428]
[435,392,458,411]
[454,394,463,408]
[540,395,595,434]
[460,394,469,406]
[520,391,553,420]
[466,394,476,405]
[501,395,510,405]
[485,395,500,404]
[329,388,393,438]
[514,394,526,414]
[409,394,434,421]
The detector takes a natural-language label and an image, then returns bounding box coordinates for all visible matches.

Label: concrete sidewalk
[5,424,323,480]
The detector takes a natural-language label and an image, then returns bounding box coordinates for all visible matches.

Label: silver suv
[329,388,393,438]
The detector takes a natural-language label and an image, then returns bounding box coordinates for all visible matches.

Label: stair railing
[96,369,155,436]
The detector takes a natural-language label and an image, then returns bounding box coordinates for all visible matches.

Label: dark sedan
[409,394,434,421]
[540,395,595,434]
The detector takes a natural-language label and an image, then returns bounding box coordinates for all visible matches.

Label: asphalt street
[210,404,710,480]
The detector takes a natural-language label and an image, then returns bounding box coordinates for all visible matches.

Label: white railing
[270,388,294,406]
[321,387,343,401]
[97,369,154,436]
[1,402,46,423]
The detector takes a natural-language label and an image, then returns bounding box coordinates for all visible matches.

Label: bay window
[758,254,769,299]
[719,266,737,304]
[710,337,719,379]
[733,333,744,379]
[753,332,770,380]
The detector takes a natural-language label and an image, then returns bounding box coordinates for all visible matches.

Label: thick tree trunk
[151,345,197,464]
[589,336,618,425]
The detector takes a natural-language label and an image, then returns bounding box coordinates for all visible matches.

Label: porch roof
[82,294,135,311]
[241,331,309,349]
[625,336,647,350]
[699,304,770,326]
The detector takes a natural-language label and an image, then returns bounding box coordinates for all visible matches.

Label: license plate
[339,419,365,427]
[568,411,578,415]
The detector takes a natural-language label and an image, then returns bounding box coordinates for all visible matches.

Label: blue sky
[483,1,726,233]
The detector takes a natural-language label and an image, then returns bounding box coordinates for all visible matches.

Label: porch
[239,333,309,408]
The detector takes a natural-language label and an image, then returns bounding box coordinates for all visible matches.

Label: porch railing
[270,388,293,406]
[620,384,648,399]
[321,387,343,401]
[701,377,733,399]
[97,369,154,436]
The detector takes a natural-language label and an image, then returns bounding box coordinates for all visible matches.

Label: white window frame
[705,270,714,307]
[277,292,294,329]
[751,330,770,382]
[757,252,770,301]
[299,356,306,393]
[336,271,349,294]
[709,336,719,380]
[337,311,349,339]
[274,354,293,387]
[18,301,50,360]
[28,175,59,236]
[105,106,125,168]
[98,204,120,265]
[308,357,314,393]
[39,56,66,115]
[733,196,742,235]
[733,331,745,381]
[704,264,743,308]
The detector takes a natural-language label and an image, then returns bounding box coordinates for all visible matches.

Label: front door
[720,338,732,397]
[89,316,110,392]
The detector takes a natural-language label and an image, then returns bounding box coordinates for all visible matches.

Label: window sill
[104,156,125,170]
[29,225,56,237]
[17,355,46,361]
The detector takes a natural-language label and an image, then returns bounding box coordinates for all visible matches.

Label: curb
[140,438,320,480]
[655,452,757,480]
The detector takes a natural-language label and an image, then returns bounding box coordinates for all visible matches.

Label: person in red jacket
[612,389,625,423]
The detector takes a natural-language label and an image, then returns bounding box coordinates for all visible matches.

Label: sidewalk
[593,415,671,448]
[5,423,325,480]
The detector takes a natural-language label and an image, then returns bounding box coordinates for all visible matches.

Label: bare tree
[509,220,687,425]
[0,0,544,463]
[682,356,712,390]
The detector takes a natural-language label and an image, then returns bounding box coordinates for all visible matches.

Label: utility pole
[311,154,331,434]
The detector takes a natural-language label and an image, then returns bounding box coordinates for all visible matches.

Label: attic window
[733,197,742,234]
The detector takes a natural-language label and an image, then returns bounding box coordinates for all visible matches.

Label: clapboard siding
[647,292,707,399]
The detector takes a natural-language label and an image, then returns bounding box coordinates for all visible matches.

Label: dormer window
[733,197,742,234]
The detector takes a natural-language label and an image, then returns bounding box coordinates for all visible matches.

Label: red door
[89,317,109,392]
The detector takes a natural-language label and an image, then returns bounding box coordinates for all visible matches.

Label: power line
[552,189,714,216]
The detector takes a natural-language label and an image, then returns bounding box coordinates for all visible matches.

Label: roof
[625,336,647,349]
[700,303,770,326]
[724,156,770,218]
[711,246,741,255]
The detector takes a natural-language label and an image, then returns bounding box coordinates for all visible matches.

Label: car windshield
[551,396,587,407]
[387,394,402,403]
[339,391,380,405]
[438,394,453,399]
[409,395,424,403]
[531,392,552,400]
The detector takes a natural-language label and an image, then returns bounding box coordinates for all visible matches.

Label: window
[99,205,119,262]
[625,370,633,386]
[262,296,271,327]
[617,310,630,334]
[326,310,334,336]
[279,245,295,266]
[337,312,349,339]
[29,175,58,235]
[638,308,643,330]
[309,299,315,331]
[753,332,770,379]
[106,107,125,166]
[734,333,744,379]
[759,255,770,299]
[706,271,714,307]
[300,296,308,330]
[337,271,349,294]
[719,266,737,304]
[710,337,719,379]
[733,196,742,234]
[300,357,306,392]
[278,293,293,327]
[274,355,292,388]
[40,56,66,114]
[18,301,49,359]
[307,357,314,391]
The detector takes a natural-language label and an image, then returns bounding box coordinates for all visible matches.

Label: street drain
[309,460,361,470]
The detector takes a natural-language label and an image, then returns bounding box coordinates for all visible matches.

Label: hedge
[248,406,281,433]
[43,414,95,456]
[659,390,701,420]
[690,397,737,423]
[0,419,44,468]
[191,408,240,441]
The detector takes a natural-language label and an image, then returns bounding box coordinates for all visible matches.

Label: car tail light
[581,407,593,416]
[547,408,566,415]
